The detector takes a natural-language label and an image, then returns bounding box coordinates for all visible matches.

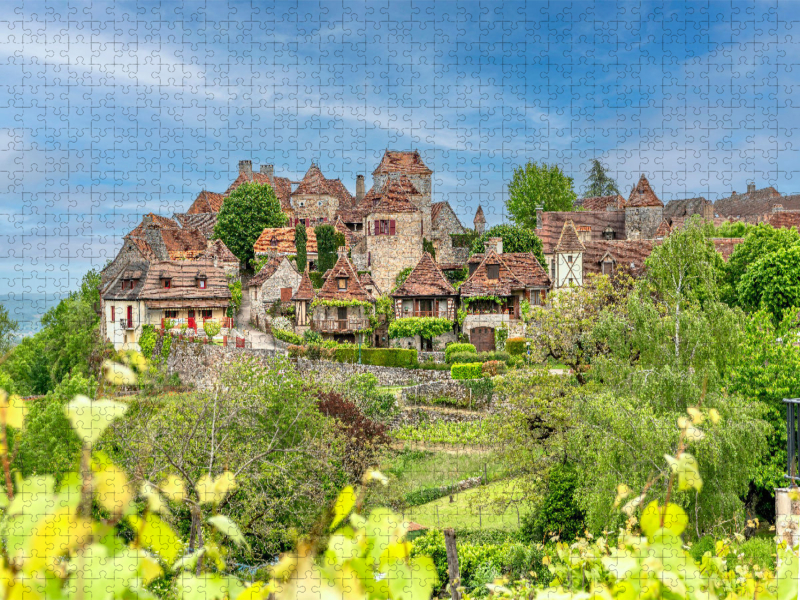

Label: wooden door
[470,327,495,352]
[338,307,348,330]
[188,309,196,330]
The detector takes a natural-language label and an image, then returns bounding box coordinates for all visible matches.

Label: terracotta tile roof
[292,269,315,301]
[127,213,179,238]
[576,194,625,211]
[663,197,712,219]
[161,228,209,260]
[537,211,626,254]
[248,255,298,288]
[474,205,486,223]
[392,253,456,297]
[325,178,355,207]
[498,253,550,288]
[654,219,672,238]
[203,238,239,264]
[554,220,585,253]
[583,240,655,276]
[187,190,225,214]
[291,164,354,207]
[460,249,526,298]
[335,217,361,248]
[359,272,383,297]
[373,150,432,175]
[768,210,800,232]
[712,238,745,261]
[254,227,318,255]
[316,254,375,303]
[370,178,420,214]
[225,171,293,211]
[139,260,231,307]
[174,213,218,238]
[626,174,663,208]
[714,186,783,218]
[102,262,151,300]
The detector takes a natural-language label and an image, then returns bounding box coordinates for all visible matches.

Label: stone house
[253,227,319,267]
[102,260,231,350]
[311,249,375,343]
[289,163,355,226]
[624,174,665,240]
[247,255,302,327]
[390,252,458,351]
[460,238,551,351]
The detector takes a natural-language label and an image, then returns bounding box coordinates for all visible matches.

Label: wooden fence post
[444,528,461,600]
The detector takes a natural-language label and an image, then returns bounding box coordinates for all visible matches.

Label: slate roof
[626,175,663,208]
[460,249,528,297]
[431,202,446,222]
[370,177,420,214]
[174,213,218,238]
[577,194,625,211]
[161,228,209,260]
[582,240,655,276]
[315,254,375,303]
[248,255,298,288]
[202,238,239,264]
[392,253,456,298]
[359,272,383,297]
[537,210,626,254]
[498,253,551,288]
[292,269,316,301]
[127,213,179,239]
[254,227,318,255]
[225,170,293,211]
[713,186,783,218]
[187,190,225,214]
[139,261,231,307]
[474,205,486,224]
[663,197,712,219]
[102,262,151,300]
[554,220,586,253]
[373,150,432,175]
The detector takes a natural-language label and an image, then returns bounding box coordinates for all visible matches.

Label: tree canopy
[213,181,287,268]
[469,224,547,268]
[506,161,577,226]
[315,224,338,273]
[582,159,619,197]
[737,244,800,322]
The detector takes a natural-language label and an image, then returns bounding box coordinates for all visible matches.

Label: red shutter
[111,306,115,322]
[375,220,380,235]
[390,220,396,235]
[127,306,133,325]
[323,217,328,222]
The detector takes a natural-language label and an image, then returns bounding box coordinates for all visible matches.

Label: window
[567,255,573,264]
[551,259,555,279]
[374,219,396,235]
[602,261,613,275]
[121,280,126,290]
[201,309,213,320]
[198,279,207,289]
[110,306,115,322]
[487,264,499,280]
[163,279,171,289]
[270,237,278,248]
[317,201,323,207]
[468,262,478,277]
[531,290,541,306]
[165,310,178,318]
[338,278,347,290]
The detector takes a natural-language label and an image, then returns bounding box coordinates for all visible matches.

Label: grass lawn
[402,478,531,531]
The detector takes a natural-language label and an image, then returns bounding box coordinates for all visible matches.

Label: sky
[3,0,800,322]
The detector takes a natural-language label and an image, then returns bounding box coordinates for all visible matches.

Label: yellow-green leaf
[208,515,249,549]
[29,507,93,572]
[664,453,703,492]
[129,513,182,564]
[102,360,137,386]
[640,501,688,540]
[197,472,237,506]
[66,396,128,446]
[330,486,355,531]
[0,391,28,430]
[160,474,186,503]
[92,453,133,515]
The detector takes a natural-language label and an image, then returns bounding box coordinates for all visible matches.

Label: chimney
[337,246,348,259]
[773,204,784,214]
[356,175,365,203]
[535,205,544,229]
[260,164,274,178]
[747,182,756,194]
[484,237,503,255]
[238,160,253,178]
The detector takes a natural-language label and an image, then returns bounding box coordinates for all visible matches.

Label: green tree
[721,223,800,307]
[469,224,547,268]
[583,159,619,197]
[506,161,576,226]
[0,304,19,356]
[295,222,308,272]
[315,224,338,273]
[737,244,800,323]
[213,181,287,268]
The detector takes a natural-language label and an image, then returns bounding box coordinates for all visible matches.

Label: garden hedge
[273,328,303,345]
[451,362,484,379]
[450,351,511,365]
[505,337,527,356]
[334,347,418,368]
[445,343,476,363]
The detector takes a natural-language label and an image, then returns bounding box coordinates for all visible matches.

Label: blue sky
[2,0,800,324]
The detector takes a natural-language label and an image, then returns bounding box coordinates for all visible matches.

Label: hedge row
[451,362,484,379]
[273,328,303,345]
[505,337,528,356]
[445,343,476,362]
[449,350,511,365]
[334,347,419,368]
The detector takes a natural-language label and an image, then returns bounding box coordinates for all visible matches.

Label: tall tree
[213,182,287,268]
[506,161,576,227]
[315,224,338,273]
[737,244,800,323]
[0,304,19,356]
[469,224,546,268]
[295,223,308,272]
[583,159,619,197]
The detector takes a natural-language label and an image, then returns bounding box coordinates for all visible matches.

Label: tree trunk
[444,528,461,600]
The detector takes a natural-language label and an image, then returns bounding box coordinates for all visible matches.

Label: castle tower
[474,205,486,234]
[372,150,432,236]
[624,174,664,240]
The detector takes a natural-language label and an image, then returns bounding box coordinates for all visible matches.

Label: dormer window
[162,278,171,289]
[487,265,499,280]
[198,278,207,289]
[270,237,278,248]
[338,278,347,290]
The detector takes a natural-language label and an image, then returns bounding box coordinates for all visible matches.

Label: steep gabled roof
[373,150,432,175]
[139,261,231,306]
[254,227,318,255]
[292,269,316,301]
[224,170,293,211]
[474,205,486,224]
[554,219,585,253]
[248,255,298,288]
[577,194,625,211]
[359,272,383,297]
[369,178,420,214]
[537,211,626,254]
[460,249,526,298]
[102,262,151,301]
[583,240,655,276]
[654,219,672,238]
[316,254,375,303]
[174,213,218,238]
[292,164,355,207]
[126,213,179,239]
[160,228,209,260]
[187,190,225,214]
[334,217,361,248]
[626,174,663,208]
[498,253,551,288]
[392,253,456,297]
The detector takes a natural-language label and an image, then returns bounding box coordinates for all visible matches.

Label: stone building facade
[624,174,664,240]
[247,255,302,326]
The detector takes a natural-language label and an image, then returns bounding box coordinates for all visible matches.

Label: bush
[287,345,305,358]
[309,271,325,289]
[449,351,485,365]
[343,373,398,421]
[451,351,511,365]
[451,363,484,380]
[416,360,451,371]
[520,463,585,543]
[506,337,527,356]
[333,347,418,368]
[273,327,303,345]
[445,343,476,363]
[303,329,323,344]
[203,320,221,338]
[482,360,507,376]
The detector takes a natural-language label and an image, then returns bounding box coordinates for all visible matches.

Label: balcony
[313,318,371,333]
[119,318,134,330]
[161,317,235,330]
[399,310,455,320]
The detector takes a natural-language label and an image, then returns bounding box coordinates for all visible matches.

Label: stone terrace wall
[167,340,450,391]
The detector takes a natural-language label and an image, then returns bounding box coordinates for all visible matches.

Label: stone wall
[625,206,664,240]
[373,172,432,234]
[418,351,445,363]
[400,380,471,404]
[391,331,456,352]
[365,210,423,293]
[252,260,302,323]
[462,314,525,339]
[391,405,484,428]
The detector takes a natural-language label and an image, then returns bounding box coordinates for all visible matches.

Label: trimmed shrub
[273,328,303,345]
[451,362,484,379]
[334,347,418,368]
[451,351,511,365]
[445,343,476,363]
[482,360,507,376]
[520,463,585,543]
[303,329,323,344]
[448,351,484,365]
[505,337,527,356]
[287,345,305,358]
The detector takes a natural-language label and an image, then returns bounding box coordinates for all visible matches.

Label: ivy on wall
[388,317,453,339]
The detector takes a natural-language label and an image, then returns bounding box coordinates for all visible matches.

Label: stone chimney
[535,205,544,229]
[484,237,503,255]
[238,160,253,178]
[260,164,274,178]
[337,246,348,259]
[356,175,365,203]
[747,182,756,194]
